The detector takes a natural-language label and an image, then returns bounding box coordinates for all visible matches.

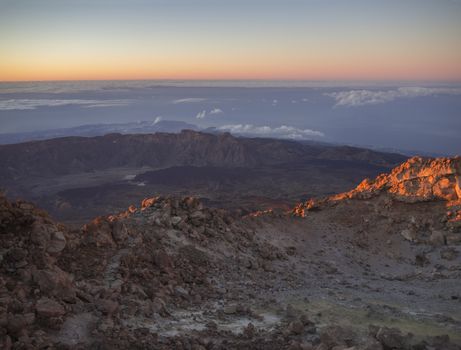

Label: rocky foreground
[1,157,461,349]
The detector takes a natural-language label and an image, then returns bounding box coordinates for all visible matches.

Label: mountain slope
[294,156,461,227]
[1,157,460,349]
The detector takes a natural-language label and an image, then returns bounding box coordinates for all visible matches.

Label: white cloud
[172,97,207,104]
[327,87,461,107]
[272,99,278,106]
[217,124,324,140]
[0,99,132,110]
[209,108,223,115]
[85,100,133,108]
[195,110,207,119]
[195,108,223,119]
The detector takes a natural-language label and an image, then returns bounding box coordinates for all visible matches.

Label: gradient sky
[1,0,461,81]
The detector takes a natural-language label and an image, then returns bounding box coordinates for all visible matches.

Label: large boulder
[33,266,75,300]
[47,231,67,254]
[319,326,357,348]
[82,217,116,248]
[36,297,66,318]
[374,327,410,350]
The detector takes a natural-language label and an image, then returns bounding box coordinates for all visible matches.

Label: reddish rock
[154,250,173,271]
[112,221,129,243]
[97,299,119,315]
[141,197,159,209]
[82,217,116,248]
[33,266,75,299]
[6,313,28,336]
[36,298,65,318]
[288,320,305,335]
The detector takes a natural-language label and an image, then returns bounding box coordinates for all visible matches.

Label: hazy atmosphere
[1,80,460,155]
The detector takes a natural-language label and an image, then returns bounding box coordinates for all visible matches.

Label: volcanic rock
[294,156,461,216]
[36,298,66,318]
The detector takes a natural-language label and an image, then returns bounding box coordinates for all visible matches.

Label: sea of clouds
[326,87,461,107]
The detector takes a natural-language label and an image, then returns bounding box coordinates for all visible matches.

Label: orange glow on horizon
[2,28,460,82]
[2,58,461,82]
[2,0,460,83]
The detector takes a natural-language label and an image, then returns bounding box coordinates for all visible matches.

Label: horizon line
[2,78,461,85]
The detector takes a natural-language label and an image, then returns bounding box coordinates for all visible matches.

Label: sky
[1,0,461,81]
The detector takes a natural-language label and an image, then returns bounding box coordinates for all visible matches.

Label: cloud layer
[209,108,223,115]
[327,87,461,107]
[217,124,324,140]
[172,98,208,104]
[0,99,132,110]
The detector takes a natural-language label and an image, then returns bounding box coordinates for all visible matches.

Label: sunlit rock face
[349,156,461,202]
[294,156,461,216]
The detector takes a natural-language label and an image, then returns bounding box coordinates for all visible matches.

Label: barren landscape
[0,131,405,224]
[1,154,460,349]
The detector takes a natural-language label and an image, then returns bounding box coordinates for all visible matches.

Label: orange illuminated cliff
[294,156,461,220]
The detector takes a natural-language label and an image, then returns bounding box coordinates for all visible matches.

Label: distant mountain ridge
[1,119,445,157]
[0,120,199,144]
[0,130,406,181]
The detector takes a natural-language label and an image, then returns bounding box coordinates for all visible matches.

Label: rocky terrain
[0,131,406,224]
[1,156,460,349]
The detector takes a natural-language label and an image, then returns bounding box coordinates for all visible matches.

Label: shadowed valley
[0,131,406,224]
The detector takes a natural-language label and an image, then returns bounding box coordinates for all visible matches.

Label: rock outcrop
[294,156,461,219]
[341,156,460,202]
[0,193,77,348]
